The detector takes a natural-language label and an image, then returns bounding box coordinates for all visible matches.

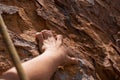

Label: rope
[0,14,29,80]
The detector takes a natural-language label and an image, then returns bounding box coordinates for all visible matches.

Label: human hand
[36,30,78,66]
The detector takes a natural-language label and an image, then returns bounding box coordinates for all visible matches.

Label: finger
[41,45,46,52]
[67,48,76,57]
[42,30,54,40]
[67,56,79,65]
[56,35,63,45]
[35,32,44,53]
[36,32,44,45]
[48,37,56,44]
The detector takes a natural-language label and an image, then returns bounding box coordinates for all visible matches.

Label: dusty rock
[0,0,120,80]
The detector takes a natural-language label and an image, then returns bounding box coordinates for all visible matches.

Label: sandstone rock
[0,0,120,80]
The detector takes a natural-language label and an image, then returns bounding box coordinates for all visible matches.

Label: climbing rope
[0,14,29,80]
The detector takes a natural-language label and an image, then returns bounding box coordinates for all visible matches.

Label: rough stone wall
[0,0,120,80]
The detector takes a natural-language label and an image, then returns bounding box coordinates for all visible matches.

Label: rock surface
[0,0,120,80]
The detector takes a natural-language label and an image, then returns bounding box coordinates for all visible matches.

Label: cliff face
[0,0,120,80]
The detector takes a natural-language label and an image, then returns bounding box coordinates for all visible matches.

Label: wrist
[42,50,64,66]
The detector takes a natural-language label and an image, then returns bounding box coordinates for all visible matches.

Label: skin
[0,30,78,80]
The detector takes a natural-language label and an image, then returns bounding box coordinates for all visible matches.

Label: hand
[36,30,78,66]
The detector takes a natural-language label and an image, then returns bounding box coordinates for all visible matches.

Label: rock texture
[0,0,120,80]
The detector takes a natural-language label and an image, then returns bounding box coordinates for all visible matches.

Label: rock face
[0,0,120,80]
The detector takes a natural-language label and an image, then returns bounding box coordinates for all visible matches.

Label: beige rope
[0,14,29,80]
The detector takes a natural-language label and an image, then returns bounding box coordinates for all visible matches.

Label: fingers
[36,32,44,53]
[66,56,79,65]
[36,30,53,52]
[36,30,55,52]
[36,30,78,66]
[56,35,63,45]
[36,32,44,44]
[41,30,54,40]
